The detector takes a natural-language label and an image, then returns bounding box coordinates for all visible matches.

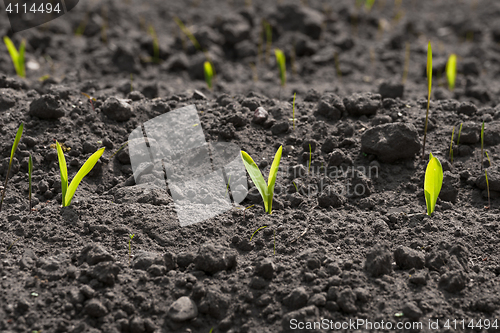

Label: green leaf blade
[427,41,432,97]
[424,153,443,216]
[267,146,283,214]
[66,147,105,206]
[56,142,69,206]
[274,48,286,87]
[446,53,457,91]
[10,123,23,163]
[241,151,269,212]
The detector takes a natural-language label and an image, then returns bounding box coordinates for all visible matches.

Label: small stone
[29,95,65,119]
[255,259,275,280]
[271,121,289,135]
[101,97,134,122]
[394,246,425,270]
[168,297,198,322]
[378,80,404,99]
[193,90,206,100]
[84,299,108,317]
[365,244,392,277]
[457,102,477,116]
[252,107,268,124]
[283,287,309,310]
[403,301,423,319]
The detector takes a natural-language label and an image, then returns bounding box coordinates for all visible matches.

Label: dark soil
[1,0,500,332]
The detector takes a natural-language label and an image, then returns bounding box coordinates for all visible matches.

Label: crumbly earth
[1,0,500,332]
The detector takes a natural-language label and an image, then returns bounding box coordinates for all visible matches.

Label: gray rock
[318,186,346,208]
[283,287,309,310]
[84,299,108,317]
[361,123,421,163]
[337,288,357,313]
[132,251,162,271]
[316,100,341,120]
[101,97,134,122]
[253,106,268,124]
[79,244,114,265]
[394,246,425,270]
[269,4,324,39]
[168,297,198,322]
[255,258,275,280]
[439,172,460,203]
[378,80,404,99]
[403,301,423,319]
[458,121,480,144]
[29,95,65,119]
[271,121,289,135]
[308,293,326,307]
[457,102,477,116]
[202,288,231,319]
[439,270,467,293]
[344,92,382,116]
[194,245,237,274]
[476,166,500,191]
[365,244,392,277]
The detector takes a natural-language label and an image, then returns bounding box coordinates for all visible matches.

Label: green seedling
[0,123,24,213]
[148,24,160,63]
[365,0,376,12]
[3,36,26,78]
[209,328,214,333]
[81,92,96,112]
[250,225,267,241]
[422,41,432,159]
[292,181,298,192]
[334,51,342,78]
[308,144,312,174]
[424,153,443,216]
[57,141,105,207]
[457,123,463,146]
[446,54,457,91]
[264,20,272,64]
[6,237,20,253]
[128,234,135,266]
[274,48,286,87]
[204,61,214,90]
[28,154,33,213]
[289,93,297,130]
[485,151,492,167]
[481,121,485,170]
[250,225,276,254]
[225,176,231,198]
[110,141,129,160]
[174,17,201,51]
[241,146,283,214]
[485,170,491,209]
[402,42,410,84]
[449,126,455,164]
[236,204,254,219]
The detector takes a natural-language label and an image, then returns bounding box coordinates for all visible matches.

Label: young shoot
[485,170,491,210]
[449,126,455,164]
[28,154,33,213]
[236,204,254,219]
[204,61,214,90]
[292,181,298,193]
[3,36,26,78]
[81,93,96,112]
[424,153,443,216]
[457,122,463,146]
[0,123,24,213]
[57,141,105,207]
[422,41,432,159]
[365,0,376,12]
[128,234,135,266]
[446,54,457,91]
[485,151,492,167]
[148,24,160,63]
[289,93,297,130]
[308,144,312,174]
[481,121,485,170]
[274,48,286,87]
[241,146,283,214]
[250,225,267,241]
